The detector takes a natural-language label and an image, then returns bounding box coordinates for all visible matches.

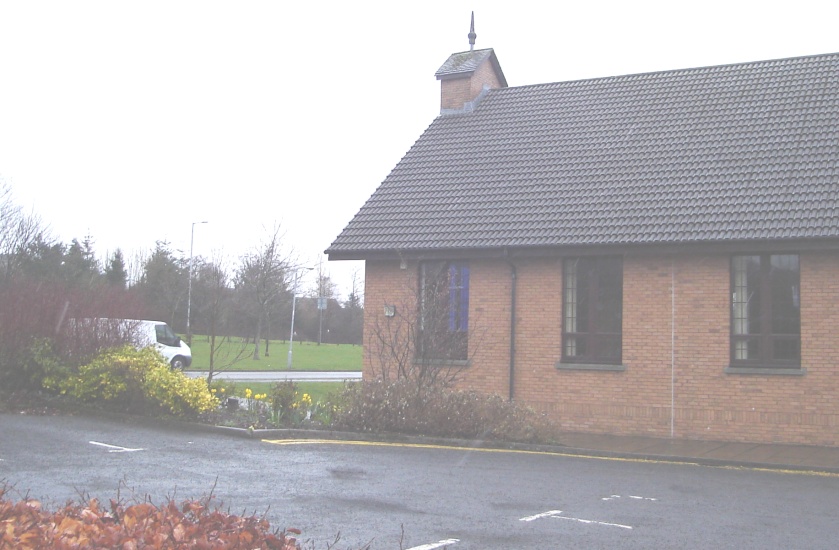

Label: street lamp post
[287,266,313,369]
[187,221,208,346]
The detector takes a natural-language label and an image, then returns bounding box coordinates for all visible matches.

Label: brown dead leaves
[1,487,300,549]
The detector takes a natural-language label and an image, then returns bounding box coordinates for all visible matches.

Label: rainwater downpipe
[670,258,676,439]
[505,259,518,401]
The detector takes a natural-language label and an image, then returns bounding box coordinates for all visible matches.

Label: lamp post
[187,221,208,346]
[287,266,313,369]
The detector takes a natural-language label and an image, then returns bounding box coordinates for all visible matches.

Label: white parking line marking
[406,539,460,550]
[602,494,657,501]
[521,510,633,530]
[89,441,144,453]
[520,510,563,522]
[552,515,633,530]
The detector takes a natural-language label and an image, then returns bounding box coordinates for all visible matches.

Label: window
[418,261,469,361]
[562,257,623,364]
[731,254,800,367]
[155,323,180,347]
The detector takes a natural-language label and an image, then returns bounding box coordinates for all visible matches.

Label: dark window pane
[576,265,590,331]
[448,263,469,332]
[598,261,623,334]
[773,337,800,362]
[419,261,469,361]
[563,257,623,364]
[745,256,762,337]
[770,255,800,335]
[731,254,800,366]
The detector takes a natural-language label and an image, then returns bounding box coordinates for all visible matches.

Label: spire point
[468,11,477,51]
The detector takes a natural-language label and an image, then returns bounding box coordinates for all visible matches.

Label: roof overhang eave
[326,237,839,262]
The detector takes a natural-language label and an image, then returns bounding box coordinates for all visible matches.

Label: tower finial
[468,11,476,51]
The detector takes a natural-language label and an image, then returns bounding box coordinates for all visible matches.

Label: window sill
[414,359,471,368]
[725,366,806,376]
[555,362,626,372]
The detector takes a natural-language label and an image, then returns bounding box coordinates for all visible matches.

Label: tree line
[0,180,363,358]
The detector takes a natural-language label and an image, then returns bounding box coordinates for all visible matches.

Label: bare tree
[349,267,364,308]
[0,178,50,282]
[342,268,364,345]
[233,225,292,360]
[310,260,337,345]
[194,255,251,384]
[124,249,147,288]
[367,261,483,393]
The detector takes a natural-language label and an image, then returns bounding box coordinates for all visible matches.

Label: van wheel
[171,356,186,370]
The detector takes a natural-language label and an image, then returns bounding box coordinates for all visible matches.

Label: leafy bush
[200,381,339,430]
[269,381,293,421]
[332,378,560,444]
[269,381,304,425]
[268,381,335,427]
[13,338,64,392]
[0,485,301,549]
[144,365,219,417]
[43,346,217,417]
[209,381,237,399]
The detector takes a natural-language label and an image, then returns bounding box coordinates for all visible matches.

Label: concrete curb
[146,416,839,475]
[48,407,839,476]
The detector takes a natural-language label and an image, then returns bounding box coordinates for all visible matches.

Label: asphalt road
[3,413,839,549]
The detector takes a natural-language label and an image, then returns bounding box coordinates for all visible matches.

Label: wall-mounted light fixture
[384,305,396,317]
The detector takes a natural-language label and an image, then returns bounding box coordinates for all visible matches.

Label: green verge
[185,337,361,372]
[210,381,345,405]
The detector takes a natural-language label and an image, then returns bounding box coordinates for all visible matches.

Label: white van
[131,320,193,370]
[71,318,192,369]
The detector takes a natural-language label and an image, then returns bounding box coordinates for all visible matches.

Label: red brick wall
[362,261,418,380]
[364,251,839,446]
[440,58,505,110]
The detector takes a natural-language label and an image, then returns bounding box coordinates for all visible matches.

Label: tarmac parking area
[4,414,839,549]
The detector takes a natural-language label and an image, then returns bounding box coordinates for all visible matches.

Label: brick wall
[362,260,418,380]
[440,58,505,111]
[364,251,839,446]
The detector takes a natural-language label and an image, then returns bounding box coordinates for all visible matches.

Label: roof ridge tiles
[491,51,839,96]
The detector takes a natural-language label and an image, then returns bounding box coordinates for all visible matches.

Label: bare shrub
[333,379,559,444]
[350,262,559,444]
[366,262,482,394]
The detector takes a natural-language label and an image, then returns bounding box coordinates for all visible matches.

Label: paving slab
[555,431,839,473]
[696,442,761,461]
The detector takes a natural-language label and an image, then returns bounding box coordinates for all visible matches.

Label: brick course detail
[363,251,839,447]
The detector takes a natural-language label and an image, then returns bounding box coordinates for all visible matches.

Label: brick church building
[327,24,839,446]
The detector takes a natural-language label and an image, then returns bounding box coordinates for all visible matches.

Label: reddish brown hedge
[0,487,300,549]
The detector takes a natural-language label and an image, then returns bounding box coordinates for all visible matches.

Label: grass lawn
[209,381,346,405]
[186,337,361,372]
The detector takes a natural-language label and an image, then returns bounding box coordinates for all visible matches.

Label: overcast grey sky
[1,0,836,297]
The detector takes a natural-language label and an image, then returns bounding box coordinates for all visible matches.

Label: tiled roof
[435,48,493,78]
[435,48,508,87]
[327,52,839,259]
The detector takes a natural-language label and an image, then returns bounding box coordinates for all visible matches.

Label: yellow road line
[261,438,839,477]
